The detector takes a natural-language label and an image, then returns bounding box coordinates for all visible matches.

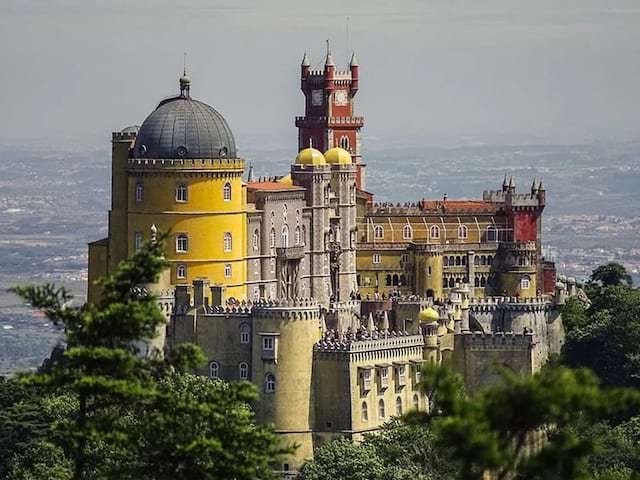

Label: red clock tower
[296,46,366,188]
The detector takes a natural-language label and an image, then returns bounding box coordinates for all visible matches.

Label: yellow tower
[88,73,248,302]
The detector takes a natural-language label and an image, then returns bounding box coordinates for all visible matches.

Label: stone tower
[297,47,366,189]
[250,298,322,471]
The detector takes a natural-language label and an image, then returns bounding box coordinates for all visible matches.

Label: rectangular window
[378,366,389,390]
[134,232,143,252]
[176,184,188,202]
[263,337,274,351]
[400,253,409,264]
[261,335,277,361]
[373,253,381,264]
[360,368,372,392]
[224,264,232,278]
[135,183,144,203]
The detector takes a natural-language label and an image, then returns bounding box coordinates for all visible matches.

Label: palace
[87,47,568,473]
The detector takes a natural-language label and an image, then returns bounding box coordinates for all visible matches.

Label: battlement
[460,331,535,351]
[295,116,364,127]
[469,296,552,313]
[499,241,537,252]
[127,157,245,171]
[204,305,253,316]
[251,298,321,320]
[315,332,424,354]
[112,131,137,141]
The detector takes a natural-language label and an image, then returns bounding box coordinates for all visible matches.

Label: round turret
[324,147,352,164]
[417,306,439,323]
[295,147,326,166]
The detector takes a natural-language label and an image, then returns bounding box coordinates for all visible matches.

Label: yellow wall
[123,163,248,300]
[87,240,108,305]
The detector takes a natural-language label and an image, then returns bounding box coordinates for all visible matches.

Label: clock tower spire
[296,47,366,189]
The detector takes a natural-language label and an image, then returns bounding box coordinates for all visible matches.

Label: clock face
[334,90,349,106]
[311,89,323,106]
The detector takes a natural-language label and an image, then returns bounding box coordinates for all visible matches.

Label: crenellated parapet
[315,333,424,362]
[252,298,320,320]
[469,296,552,313]
[127,157,245,172]
[459,331,535,351]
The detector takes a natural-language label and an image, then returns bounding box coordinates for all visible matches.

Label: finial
[350,52,358,67]
[247,163,255,183]
[325,39,334,66]
[179,54,191,98]
[309,138,313,149]
[301,51,310,67]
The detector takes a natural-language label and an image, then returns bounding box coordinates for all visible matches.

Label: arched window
[350,184,356,203]
[481,255,487,266]
[413,394,419,410]
[238,362,248,380]
[430,225,440,239]
[253,229,259,250]
[240,323,250,344]
[400,274,407,286]
[392,274,399,286]
[521,275,531,290]
[449,278,456,288]
[282,225,289,247]
[176,233,188,253]
[361,401,368,422]
[474,255,480,265]
[224,232,232,252]
[269,228,276,248]
[456,256,462,266]
[443,256,449,266]
[176,183,188,202]
[282,204,287,219]
[134,232,143,252]
[301,225,307,246]
[340,135,350,150]
[265,373,276,393]
[458,224,468,240]
[378,399,385,419]
[487,256,493,266]
[374,225,384,240]
[462,256,467,266]
[209,361,219,379]
[385,274,392,286]
[176,264,187,279]
[224,264,232,278]
[486,225,498,242]
[223,182,232,202]
[402,224,413,240]
[480,276,487,287]
[135,182,144,202]
[448,255,455,265]
[395,397,403,415]
[295,226,301,245]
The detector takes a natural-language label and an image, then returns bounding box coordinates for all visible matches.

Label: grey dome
[133,96,237,159]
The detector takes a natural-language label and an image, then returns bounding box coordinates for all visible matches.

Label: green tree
[417,365,640,480]
[10,235,286,479]
[299,438,385,480]
[561,282,640,389]
[590,262,633,287]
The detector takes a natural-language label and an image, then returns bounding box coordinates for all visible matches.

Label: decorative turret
[350,52,359,93]
[179,70,191,98]
[324,42,335,91]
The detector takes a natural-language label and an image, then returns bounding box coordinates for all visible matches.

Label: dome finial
[179,52,191,98]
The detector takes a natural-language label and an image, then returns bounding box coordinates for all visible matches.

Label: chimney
[192,278,210,308]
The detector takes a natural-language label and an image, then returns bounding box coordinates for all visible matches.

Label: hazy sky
[1,0,639,148]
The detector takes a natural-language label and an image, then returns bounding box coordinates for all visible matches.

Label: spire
[179,53,191,97]
[508,176,515,189]
[503,174,509,189]
[531,178,538,193]
[538,180,545,191]
[247,163,255,182]
[301,51,310,67]
[350,51,358,67]
[325,39,334,66]
[367,312,375,333]
[382,311,389,332]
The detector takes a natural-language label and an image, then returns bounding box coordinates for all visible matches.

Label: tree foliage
[590,262,633,287]
[7,234,286,479]
[561,271,640,389]
[416,365,640,480]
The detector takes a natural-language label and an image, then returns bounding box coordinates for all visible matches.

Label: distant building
[88,47,568,473]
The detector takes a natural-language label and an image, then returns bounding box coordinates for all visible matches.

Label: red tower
[296,47,366,188]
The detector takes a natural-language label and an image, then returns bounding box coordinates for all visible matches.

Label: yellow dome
[278,174,293,186]
[324,147,352,164]
[417,307,440,323]
[296,147,326,166]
